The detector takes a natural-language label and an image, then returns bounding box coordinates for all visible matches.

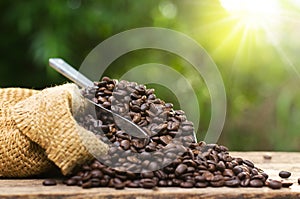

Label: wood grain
[1,152,300,199]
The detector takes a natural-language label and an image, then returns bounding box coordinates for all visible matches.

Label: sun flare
[220,0,281,29]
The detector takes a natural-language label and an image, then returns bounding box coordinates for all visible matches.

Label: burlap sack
[0,84,108,177]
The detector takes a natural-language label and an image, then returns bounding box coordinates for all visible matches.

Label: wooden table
[1,152,300,199]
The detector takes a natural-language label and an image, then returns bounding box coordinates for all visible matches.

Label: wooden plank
[1,152,300,199]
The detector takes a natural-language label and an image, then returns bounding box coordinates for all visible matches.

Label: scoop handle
[49,58,94,88]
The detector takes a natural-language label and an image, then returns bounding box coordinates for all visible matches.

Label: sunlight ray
[261,24,300,79]
[212,22,244,55]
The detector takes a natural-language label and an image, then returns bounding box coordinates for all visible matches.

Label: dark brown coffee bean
[249,179,264,187]
[90,161,102,169]
[203,171,214,181]
[182,159,197,167]
[168,173,176,179]
[42,179,57,186]
[180,181,194,188]
[233,166,243,175]
[160,135,171,145]
[108,179,115,187]
[82,173,92,182]
[175,164,188,176]
[172,179,183,186]
[158,180,168,187]
[115,182,126,189]
[211,175,223,182]
[167,180,173,186]
[224,178,240,187]
[120,140,130,150]
[91,169,103,178]
[195,175,206,182]
[207,164,216,172]
[243,160,254,168]
[279,171,291,178]
[127,182,140,188]
[298,178,300,185]
[187,166,195,173]
[65,179,77,186]
[132,113,141,123]
[251,174,265,180]
[268,180,282,189]
[141,171,154,178]
[210,180,224,187]
[141,179,156,189]
[71,175,82,181]
[91,178,101,187]
[102,168,115,177]
[223,169,234,177]
[154,170,167,180]
[132,139,145,149]
[240,178,250,187]
[281,181,293,188]
[263,153,272,160]
[82,165,92,171]
[82,180,92,188]
[261,172,269,180]
[195,182,208,188]
[216,161,225,172]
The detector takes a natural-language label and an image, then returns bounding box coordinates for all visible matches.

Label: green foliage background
[1,0,300,151]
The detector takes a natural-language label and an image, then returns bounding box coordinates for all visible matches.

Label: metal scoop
[49,58,150,142]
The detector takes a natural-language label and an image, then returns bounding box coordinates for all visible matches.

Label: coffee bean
[82,180,92,188]
[279,171,291,178]
[195,175,206,182]
[298,178,300,185]
[240,178,250,187]
[249,179,264,187]
[261,172,269,180]
[64,179,77,186]
[195,182,208,188]
[224,178,240,187]
[203,171,214,181]
[223,169,234,177]
[216,161,225,172]
[43,179,57,186]
[120,140,130,150]
[180,181,194,188]
[175,164,188,176]
[91,170,103,178]
[268,180,282,189]
[251,174,265,180]
[243,160,254,168]
[141,171,154,178]
[233,166,243,175]
[127,182,140,188]
[281,181,293,188]
[71,175,82,181]
[115,182,126,190]
[263,153,272,160]
[154,170,167,180]
[102,168,115,177]
[237,172,248,180]
[168,173,176,179]
[91,178,101,187]
[172,179,183,186]
[158,180,168,187]
[141,179,156,189]
[210,180,224,187]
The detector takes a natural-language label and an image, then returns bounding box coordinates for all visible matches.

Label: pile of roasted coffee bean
[58,77,285,189]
